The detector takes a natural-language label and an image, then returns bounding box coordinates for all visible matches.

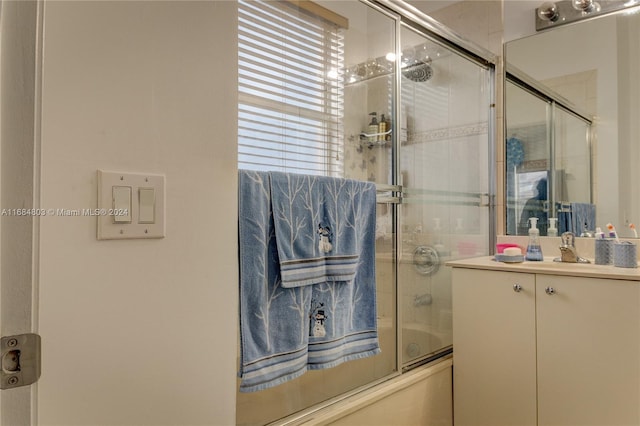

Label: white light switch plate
[97,170,165,240]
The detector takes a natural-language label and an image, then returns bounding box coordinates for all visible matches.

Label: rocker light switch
[138,188,155,224]
[112,186,132,223]
[97,170,165,240]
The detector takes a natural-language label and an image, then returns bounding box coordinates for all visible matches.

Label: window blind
[238,0,345,176]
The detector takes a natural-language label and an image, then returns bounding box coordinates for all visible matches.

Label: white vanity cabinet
[452,268,537,426]
[451,262,640,426]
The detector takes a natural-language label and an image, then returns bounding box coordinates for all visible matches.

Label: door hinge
[1,333,41,390]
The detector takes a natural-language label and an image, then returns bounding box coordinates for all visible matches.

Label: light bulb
[572,0,600,13]
[537,1,559,21]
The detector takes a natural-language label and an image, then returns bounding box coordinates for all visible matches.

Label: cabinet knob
[513,284,523,292]
[545,286,556,295]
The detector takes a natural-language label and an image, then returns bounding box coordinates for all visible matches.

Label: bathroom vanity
[449,257,640,426]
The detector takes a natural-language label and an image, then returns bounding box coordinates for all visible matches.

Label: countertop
[446,256,640,281]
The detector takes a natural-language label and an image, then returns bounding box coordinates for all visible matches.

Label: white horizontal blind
[238,0,344,176]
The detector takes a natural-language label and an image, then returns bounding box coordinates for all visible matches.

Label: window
[238,0,345,176]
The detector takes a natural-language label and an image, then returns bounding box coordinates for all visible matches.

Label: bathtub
[402,323,452,365]
[264,320,453,426]
[238,317,398,426]
[286,356,453,426]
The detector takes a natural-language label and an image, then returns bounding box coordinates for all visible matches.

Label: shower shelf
[352,130,392,148]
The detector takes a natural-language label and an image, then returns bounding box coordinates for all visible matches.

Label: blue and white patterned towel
[269,171,374,288]
[238,170,380,393]
[238,170,310,392]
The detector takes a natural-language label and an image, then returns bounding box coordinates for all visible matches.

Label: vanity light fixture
[571,0,600,13]
[536,0,639,30]
[538,1,560,22]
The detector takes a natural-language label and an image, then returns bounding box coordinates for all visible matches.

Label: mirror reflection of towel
[571,203,596,235]
[557,202,595,235]
[558,211,572,234]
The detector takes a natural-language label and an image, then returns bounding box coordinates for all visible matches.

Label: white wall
[36,2,237,424]
[503,1,539,42]
[412,0,503,55]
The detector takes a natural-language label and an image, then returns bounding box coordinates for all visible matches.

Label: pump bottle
[368,112,378,143]
[525,217,543,261]
[548,218,558,237]
[378,114,387,142]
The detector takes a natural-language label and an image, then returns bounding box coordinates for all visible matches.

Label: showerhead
[402,60,433,82]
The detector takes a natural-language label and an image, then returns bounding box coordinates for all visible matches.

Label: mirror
[504,5,640,238]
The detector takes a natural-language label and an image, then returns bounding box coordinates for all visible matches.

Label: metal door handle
[545,286,556,295]
[513,284,523,292]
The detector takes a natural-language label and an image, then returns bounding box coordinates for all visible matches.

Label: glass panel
[505,81,552,236]
[554,106,592,235]
[236,3,397,425]
[339,3,396,185]
[399,24,491,366]
[236,204,397,426]
[554,107,591,204]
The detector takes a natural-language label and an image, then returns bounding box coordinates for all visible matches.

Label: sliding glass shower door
[237,2,399,424]
[399,24,492,367]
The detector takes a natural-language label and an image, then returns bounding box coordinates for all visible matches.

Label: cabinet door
[452,269,537,426]
[536,274,640,426]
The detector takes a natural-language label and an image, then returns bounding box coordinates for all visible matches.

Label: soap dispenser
[525,217,543,261]
[548,218,558,237]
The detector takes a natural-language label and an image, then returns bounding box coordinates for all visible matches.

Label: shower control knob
[513,284,523,293]
[545,286,556,295]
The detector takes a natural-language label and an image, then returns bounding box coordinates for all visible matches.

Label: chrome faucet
[555,232,591,263]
